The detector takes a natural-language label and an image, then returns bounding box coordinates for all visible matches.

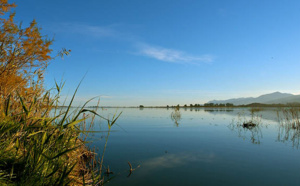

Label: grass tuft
[0,84,118,185]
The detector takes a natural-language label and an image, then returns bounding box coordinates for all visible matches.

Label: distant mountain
[208,92,299,105]
[265,94,300,104]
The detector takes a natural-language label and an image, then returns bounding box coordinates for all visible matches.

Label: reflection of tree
[277,108,300,148]
[204,108,234,112]
[228,110,263,144]
[171,106,181,127]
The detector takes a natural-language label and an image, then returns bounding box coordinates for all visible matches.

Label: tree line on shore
[137,102,300,108]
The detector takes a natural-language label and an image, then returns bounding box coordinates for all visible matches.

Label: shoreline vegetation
[0,1,119,185]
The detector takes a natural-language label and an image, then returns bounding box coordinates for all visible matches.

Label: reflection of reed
[228,110,263,144]
[171,106,181,127]
[277,108,300,148]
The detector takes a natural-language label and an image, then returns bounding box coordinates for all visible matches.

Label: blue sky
[12,0,300,106]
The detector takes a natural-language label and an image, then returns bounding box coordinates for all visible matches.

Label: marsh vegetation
[228,108,263,144]
[0,1,119,185]
[277,107,300,148]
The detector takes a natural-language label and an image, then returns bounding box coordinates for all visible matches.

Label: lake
[86,107,300,185]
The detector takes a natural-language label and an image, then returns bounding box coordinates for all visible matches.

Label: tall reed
[0,82,120,185]
[277,107,300,148]
[229,109,263,144]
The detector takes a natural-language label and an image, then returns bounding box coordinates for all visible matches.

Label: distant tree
[184,104,187,107]
[204,103,215,107]
[190,104,193,107]
[139,105,144,108]
[226,103,234,107]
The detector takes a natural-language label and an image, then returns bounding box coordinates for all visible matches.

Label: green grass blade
[110,112,122,126]
[63,118,86,129]
[50,145,81,160]
[59,77,85,127]
[17,92,29,116]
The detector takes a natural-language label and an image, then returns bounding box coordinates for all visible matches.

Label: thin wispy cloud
[54,23,119,38]
[138,44,214,64]
[52,23,214,65]
[80,25,117,37]
[53,22,143,43]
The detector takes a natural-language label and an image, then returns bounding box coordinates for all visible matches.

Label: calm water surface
[87,108,300,186]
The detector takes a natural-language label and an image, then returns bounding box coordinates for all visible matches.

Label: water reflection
[228,109,263,144]
[277,108,300,148]
[170,106,181,127]
[142,152,215,170]
[91,108,300,186]
[204,108,234,112]
[223,107,300,147]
